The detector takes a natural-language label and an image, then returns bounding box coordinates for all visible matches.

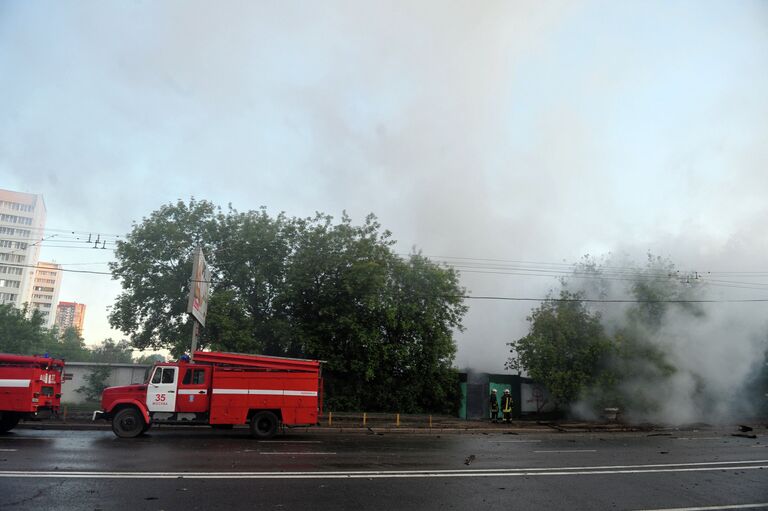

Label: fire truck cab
[94,351,322,439]
[0,354,64,433]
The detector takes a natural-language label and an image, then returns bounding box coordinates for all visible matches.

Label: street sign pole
[190,318,200,362]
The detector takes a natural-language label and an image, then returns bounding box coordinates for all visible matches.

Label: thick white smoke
[565,254,768,424]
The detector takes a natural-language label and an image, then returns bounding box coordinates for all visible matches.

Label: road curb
[15,422,663,434]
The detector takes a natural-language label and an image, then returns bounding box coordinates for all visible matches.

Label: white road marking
[535,450,597,453]
[635,503,768,511]
[0,436,57,441]
[0,460,764,479]
[494,440,542,443]
[0,465,765,479]
[675,437,723,441]
[0,449,17,452]
[256,441,322,444]
[258,452,336,455]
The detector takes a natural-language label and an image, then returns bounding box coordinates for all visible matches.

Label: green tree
[0,304,56,355]
[109,198,220,352]
[133,353,165,365]
[509,254,704,415]
[567,254,692,413]
[47,327,92,361]
[90,338,134,363]
[109,200,467,413]
[76,366,112,402]
[376,254,465,414]
[508,290,613,408]
[205,208,302,356]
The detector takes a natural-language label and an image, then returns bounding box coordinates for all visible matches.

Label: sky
[1,1,767,371]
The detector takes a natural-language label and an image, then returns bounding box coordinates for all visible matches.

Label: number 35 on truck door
[146,366,177,411]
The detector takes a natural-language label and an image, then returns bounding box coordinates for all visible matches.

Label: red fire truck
[0,354,65,433]
[94,351,322,439]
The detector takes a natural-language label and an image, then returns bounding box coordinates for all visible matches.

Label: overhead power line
[4,263,112,276]
[5,264,768,304]
[6,225,123,237]
[453,268,768,292]
[455,295,768,304]
[6,229,768,300]
[54,261,114,266]
[403,253,768,277]
[34,245,117,250]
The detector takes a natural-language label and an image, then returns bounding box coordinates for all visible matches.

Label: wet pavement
[0,428,766,510]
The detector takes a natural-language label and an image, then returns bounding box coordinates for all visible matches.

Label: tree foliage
[50,327,92,361]
[133,353,166,365]
[89,338,134,363]
[0,304,56,355]
[109,199,467,413]
[0,304,159,364]
[508,291,613,407]
[76,366,112,402]
[509,254,701,414]
[0,306,91,361]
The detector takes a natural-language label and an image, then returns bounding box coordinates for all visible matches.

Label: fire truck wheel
[250,411,279,439]
[112,408,146,438]
[0,412,21,433]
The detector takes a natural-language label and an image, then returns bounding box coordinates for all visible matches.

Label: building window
[0,201,34,212]
[0,213,33,224]
[0,227,31,238]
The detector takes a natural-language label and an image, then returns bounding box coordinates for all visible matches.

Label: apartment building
[55,301,87,334]
[30,261,62,328]
[0,189,46,307]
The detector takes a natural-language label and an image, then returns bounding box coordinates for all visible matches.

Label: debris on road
[732,433,757,439]
[464,454,476,466]
[539,422,566,432]
[738,425,753,432]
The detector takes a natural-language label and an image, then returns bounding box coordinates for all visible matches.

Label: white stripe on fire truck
[211,389,317,397]
[178,389,208,395]
[0,379,30,388]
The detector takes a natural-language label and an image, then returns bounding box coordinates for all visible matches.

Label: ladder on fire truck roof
[192,351,321,372]
[0,354,65,368]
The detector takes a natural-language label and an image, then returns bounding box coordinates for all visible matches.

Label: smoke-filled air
[512,253,768,425]
[1,2,767,423]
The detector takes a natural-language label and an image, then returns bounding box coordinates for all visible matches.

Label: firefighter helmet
[491,389,497,393]
[504,389,510,394]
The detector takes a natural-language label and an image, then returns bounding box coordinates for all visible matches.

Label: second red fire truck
[0,354,65,433]
[93,351,322,439]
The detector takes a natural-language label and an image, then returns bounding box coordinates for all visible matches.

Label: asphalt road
[0,427,766,511]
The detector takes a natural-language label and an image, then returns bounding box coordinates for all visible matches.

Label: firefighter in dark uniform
[489,389,499,423]
[501,389,513,423]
